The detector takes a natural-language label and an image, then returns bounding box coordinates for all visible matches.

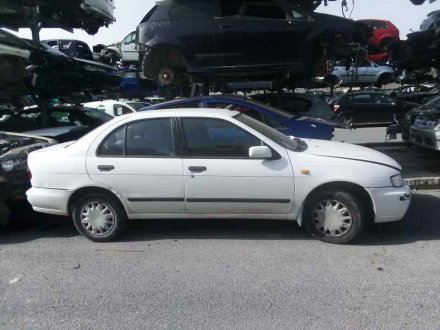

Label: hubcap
[80,201,115,236]
[339,114,353,127]
[311,199,353,238]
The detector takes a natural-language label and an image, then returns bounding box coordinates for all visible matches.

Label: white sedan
[318,61,395,88]
[26,109,411,244]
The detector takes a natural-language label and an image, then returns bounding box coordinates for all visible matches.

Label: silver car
[410,109,440,151]
[319,60,395,88]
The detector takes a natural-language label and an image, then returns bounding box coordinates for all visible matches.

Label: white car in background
[84,100,150,117]
[26,109,411,244]
[320,60,395,88]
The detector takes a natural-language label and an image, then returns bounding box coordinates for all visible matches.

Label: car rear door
[349,93,378,124]
[179,116,294,215]
[86,118,185,215]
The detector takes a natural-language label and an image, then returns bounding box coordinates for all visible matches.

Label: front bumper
[26,187,72,216]
[410,126,440,151]
[367,185,411,223]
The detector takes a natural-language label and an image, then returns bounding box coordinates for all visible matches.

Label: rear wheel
[72,193,126,242]
[303,190,364,244]
[337,112,354,128]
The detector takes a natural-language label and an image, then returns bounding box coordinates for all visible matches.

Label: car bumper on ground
[410,126,440,151]
[26,187,72,216]
[367,185,411,223]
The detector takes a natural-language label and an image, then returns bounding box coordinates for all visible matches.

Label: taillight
[27,167,32,180]
[332,105,340,113]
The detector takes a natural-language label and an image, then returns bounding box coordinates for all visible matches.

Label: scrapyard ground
[1,190,440,329]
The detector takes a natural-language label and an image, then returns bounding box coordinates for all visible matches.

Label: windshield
[81,107,113,122]
[235,113,306,152]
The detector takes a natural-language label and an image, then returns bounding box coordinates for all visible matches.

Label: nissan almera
[26,109,411,244]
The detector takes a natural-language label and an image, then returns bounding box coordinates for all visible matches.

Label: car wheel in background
[303,190,365,244]
[336,112,354,128]
[72,192,126,242]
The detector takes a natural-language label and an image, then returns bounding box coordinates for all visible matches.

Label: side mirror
[249,146,272,160]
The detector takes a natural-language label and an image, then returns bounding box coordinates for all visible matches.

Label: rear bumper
[26,187,72,216]
[410,126,440,151]
[367,185,411,223]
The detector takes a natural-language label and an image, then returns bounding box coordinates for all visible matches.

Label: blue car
[143,95,337,140]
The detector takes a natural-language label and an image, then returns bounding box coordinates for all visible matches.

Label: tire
[72,192,126,242]
[375,73,391,88]
[337,112,354,128]
[303,190,364,244]
[380,38,393,52]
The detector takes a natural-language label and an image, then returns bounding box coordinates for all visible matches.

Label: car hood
[301,139,401,171]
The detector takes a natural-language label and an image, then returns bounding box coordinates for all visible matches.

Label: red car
[357,19,400,51]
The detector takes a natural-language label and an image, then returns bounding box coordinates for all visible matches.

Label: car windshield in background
[127,102,147,111]
[420,96,440,110]
[82,108,113,122]
[235,113,304,152]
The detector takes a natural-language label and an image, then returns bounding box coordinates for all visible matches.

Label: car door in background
[349,93,377,124]
[371,93,397,123]
[121,32,138,62]
[213,0,310,67]
[179,116,294,215]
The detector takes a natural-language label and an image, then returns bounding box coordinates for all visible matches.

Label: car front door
[372,93,397,123]
[86,118,185,215]
[179,116,294,215]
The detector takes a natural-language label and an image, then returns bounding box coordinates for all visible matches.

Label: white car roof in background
[131,108,240,119]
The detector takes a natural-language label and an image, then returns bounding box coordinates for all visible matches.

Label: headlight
[390,174,404,187]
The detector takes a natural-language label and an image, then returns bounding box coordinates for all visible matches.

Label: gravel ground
[1,191,440,330]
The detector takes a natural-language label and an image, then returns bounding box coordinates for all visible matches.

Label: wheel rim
[80,201,116,236]
[311,199,353,238]
[339,113,353,127]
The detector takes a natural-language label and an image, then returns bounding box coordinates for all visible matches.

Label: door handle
[188,166,207,173]
[219,24,231,29]
[97,165,115,172]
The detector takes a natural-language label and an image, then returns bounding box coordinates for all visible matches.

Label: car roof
[132,108,239,119]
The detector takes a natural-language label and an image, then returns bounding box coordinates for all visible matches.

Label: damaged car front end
[0,131,55,226]
[0,29,120,99]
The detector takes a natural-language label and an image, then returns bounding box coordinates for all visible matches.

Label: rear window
[351,94,374,104]
[371,20,388,29]
[140,5,158,23]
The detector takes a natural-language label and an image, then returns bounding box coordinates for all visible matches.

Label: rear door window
[351,94,374,104]
[126,119,175,157]
[279,98,311,114]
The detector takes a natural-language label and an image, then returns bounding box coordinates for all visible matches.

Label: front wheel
[72,193,126,242]
[303,190,364,244]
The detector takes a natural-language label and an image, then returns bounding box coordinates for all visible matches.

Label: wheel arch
[296,181,375,226]
[142,44,188,80]
[67,186,129,218]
